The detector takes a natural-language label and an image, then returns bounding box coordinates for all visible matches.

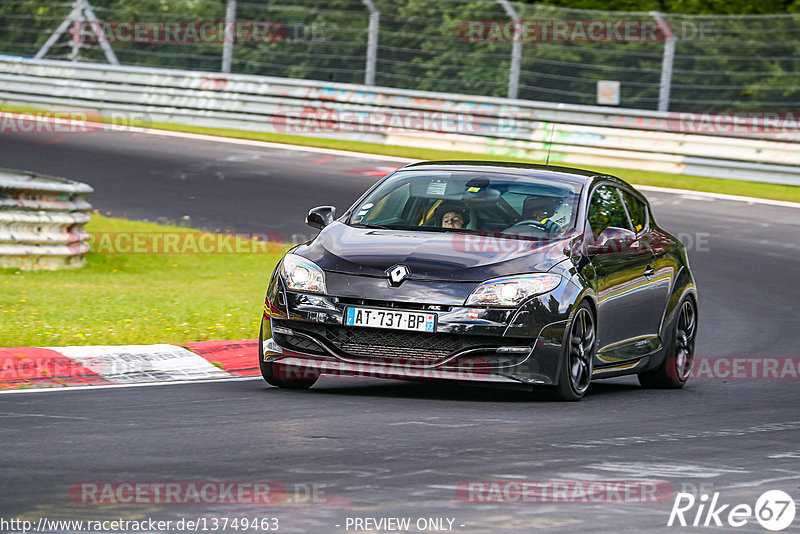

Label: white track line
[636,185,800,209]
[109,124,415,163]
[0,375,263,395]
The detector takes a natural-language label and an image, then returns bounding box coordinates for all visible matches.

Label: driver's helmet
[522,195,562,221]
[434,201,471,228]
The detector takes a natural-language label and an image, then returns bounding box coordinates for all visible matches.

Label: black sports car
[259,161,697,400]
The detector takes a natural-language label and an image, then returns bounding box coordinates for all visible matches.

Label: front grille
[273,319,527,362]
[274,332,325,355]
[333,328,456,360]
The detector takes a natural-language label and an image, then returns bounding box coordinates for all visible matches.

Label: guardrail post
[497,0,521,100]
[651,11,675,112]
[222,0,237,73]
[362,0,379,86]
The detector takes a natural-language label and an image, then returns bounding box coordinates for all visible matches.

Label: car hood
[295,222,572,282]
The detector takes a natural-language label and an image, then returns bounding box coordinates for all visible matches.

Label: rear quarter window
[620,190,649,234]
[587,185,631,236]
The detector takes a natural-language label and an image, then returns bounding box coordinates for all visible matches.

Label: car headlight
[280,253,326,294]
[465,273,561,307]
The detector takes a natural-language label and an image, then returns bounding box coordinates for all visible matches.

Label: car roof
[400,160,633,189]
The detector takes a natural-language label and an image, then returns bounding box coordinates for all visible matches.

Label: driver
[435,201,470,229]
[522,195,563,233]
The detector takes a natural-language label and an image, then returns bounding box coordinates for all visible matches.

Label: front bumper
[262,276,578,386]
[262,338,545,386]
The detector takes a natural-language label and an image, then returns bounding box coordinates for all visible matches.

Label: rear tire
[259,318,319,389]
[551,302,595,401]
[638,296,696,389]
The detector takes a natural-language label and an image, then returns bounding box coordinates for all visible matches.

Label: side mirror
[586,226,636,254]
[306,206,336,230]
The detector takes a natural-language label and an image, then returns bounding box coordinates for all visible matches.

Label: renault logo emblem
[386,264,410,286]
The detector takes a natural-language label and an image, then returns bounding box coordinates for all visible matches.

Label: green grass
[0,215,286,347]
[3,103,797,202]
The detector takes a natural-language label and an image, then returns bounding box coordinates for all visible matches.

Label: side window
[587,185,631,237]
[500,191,526,216]
[620,190,648,234]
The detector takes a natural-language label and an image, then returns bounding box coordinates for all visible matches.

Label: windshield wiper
[352,223,393,230]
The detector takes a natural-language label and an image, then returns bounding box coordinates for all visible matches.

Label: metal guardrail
[1,57,799,186]
[0,168,92,270]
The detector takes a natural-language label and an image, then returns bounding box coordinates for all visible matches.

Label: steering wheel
[506,219,549,231]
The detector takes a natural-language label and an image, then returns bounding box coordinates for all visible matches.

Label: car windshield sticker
[552,201,570,226]
[353,203,373,223]
[467,186,481,192]
[426,180,447,196]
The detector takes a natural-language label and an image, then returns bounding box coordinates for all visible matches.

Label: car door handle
[643,265,655,278]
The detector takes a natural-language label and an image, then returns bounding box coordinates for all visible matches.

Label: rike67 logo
[668,490,796,531]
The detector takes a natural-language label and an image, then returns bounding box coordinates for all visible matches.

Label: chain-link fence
[1,0,799,112]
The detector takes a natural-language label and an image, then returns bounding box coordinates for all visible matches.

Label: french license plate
[345,307,436,332]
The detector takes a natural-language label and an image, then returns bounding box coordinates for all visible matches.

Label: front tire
[259,318,319,389]
[638,296,697,389]
[552,302,595,401]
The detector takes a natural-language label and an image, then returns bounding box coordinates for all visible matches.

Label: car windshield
[349,170,582,237]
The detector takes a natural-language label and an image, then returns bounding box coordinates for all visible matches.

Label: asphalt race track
[1,129,799,533]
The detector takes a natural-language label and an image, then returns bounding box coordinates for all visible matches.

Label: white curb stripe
[53,344,231,383]
[0,376,262,395]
